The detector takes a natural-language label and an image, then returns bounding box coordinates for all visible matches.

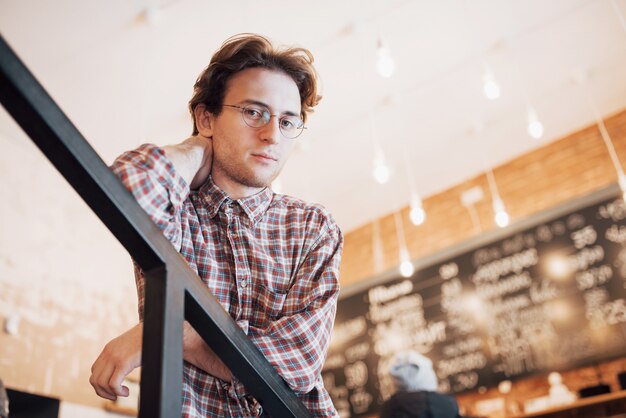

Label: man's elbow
[287,369,319,394]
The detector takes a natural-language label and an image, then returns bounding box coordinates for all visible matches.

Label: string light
[482,63,501,100]
[394,212,414,278]
[493,196,510,228]
[373,147,391,184]
[619,173,626,203]
[370,112,391,184]
[409,193,426,226]
[376,38,395,78]
[486,163,509,228]
[474,122,510,228]
[399,248,414,278]
[527,106,544,139]
[401,148,426,226]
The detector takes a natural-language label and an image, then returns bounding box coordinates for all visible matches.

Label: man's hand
[162,135,213,189]
[90,323,143,401]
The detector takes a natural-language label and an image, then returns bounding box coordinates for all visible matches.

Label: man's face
[208,67,301,191]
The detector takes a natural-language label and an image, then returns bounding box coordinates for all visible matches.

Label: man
[380,352,460,418]
[89,34,343,417]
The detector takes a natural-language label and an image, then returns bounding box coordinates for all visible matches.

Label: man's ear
[194,104,213,138]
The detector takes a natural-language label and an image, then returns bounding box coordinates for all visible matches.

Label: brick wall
[340,109,626,288]
[339,108,626,415]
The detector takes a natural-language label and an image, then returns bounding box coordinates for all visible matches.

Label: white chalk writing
[368,280,413,304]
[576,265,613,291]
[475,272,532,300]
[368,294,423,324]
[571,225,597,249]
[472,249,538,284]
[598,199,626,221]
[442,336,483,357]
[606,224,626,244]
[438,352,487,378]
[568,246,604,271]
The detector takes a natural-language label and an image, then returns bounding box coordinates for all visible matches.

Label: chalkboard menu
[323,186,626,417]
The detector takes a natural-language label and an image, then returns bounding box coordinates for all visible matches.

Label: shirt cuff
[226,376,249,398]
[222,376,262,415]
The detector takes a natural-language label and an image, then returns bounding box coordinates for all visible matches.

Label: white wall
[0,124,139,407]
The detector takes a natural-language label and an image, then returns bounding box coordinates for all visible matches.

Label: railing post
[139,266,183,418]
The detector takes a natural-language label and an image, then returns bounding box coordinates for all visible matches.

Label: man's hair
[188,33,322,135]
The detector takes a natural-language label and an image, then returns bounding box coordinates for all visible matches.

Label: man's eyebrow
[240,99,300,117]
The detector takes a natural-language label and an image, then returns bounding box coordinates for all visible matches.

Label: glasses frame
[222,104,306,139]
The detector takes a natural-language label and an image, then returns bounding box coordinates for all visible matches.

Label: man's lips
[252,153,277,162]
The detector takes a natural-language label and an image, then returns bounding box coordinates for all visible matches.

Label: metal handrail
[0,34,312,418]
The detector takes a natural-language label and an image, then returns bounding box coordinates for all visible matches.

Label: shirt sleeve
[110,143,190,251]
[110,144,190,319]
[237,214,343,413]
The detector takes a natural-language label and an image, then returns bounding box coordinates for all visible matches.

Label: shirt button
[240,279,248,288]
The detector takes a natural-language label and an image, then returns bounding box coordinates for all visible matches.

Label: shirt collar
[199,176,274,224]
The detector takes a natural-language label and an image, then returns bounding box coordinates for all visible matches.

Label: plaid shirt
[111,144,342,417]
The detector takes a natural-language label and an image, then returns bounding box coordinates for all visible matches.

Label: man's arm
[89,322,232,401]
[248,220,342,394]
[90,136,220,400]
[222,212,343,415]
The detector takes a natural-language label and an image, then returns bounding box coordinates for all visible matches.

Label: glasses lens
[279,116,305,139]
[241,105,269,127]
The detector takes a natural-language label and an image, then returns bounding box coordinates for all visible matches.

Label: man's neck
[211,173,266,200]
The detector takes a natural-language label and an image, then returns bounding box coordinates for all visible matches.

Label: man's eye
[244,107,264,120]
[280,118,295,130]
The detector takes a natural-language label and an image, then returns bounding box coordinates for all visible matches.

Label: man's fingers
[93,385,117,401]
[109,365,133,397]
[90,361,117,401]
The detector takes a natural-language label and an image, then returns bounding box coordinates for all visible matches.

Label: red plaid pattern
[112,144,342,417]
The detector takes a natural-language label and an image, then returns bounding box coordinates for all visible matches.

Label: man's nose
[259,116,281,144]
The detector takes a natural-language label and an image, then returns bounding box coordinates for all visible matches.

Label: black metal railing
[0,34,312,418]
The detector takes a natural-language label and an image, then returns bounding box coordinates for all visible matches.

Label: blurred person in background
[380,351,460,418]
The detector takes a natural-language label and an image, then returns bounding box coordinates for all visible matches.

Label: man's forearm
[183,321,233,382]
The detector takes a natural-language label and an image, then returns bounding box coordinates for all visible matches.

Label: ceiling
[1,0,626,233]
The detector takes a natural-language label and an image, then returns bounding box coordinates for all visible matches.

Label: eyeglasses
[222,104,306,139]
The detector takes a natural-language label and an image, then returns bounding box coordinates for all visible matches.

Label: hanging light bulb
[376,38,395,78]
[493,197,510,228]
[399,247,414,278]
[373,148,391,184]
[394,212,414,277]
[527,107,544,139]
[482,65,501,100]
[409,193,426,226]
[373,163,390,184]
